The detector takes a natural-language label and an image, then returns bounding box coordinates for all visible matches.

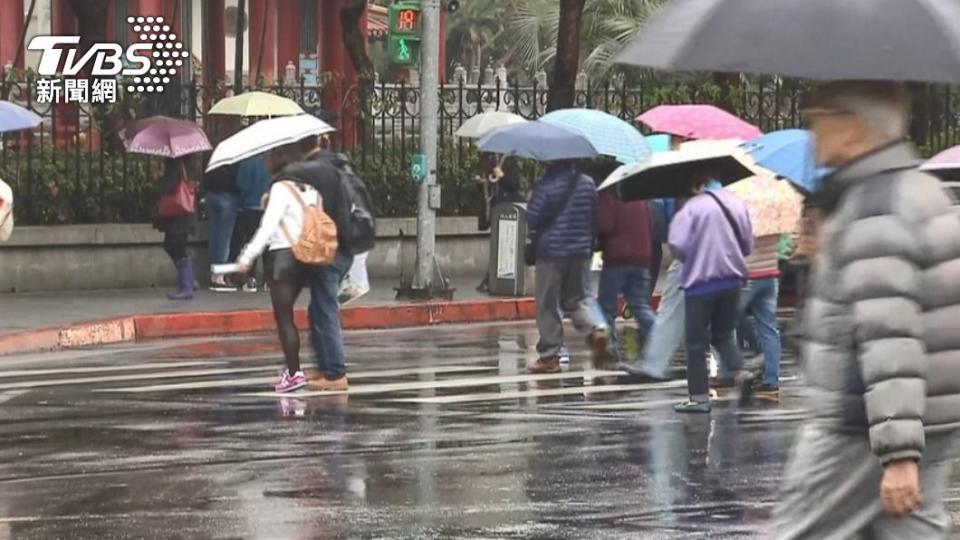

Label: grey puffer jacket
[802,141,960,465]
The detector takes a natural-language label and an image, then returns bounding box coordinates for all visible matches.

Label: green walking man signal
[388,2,422,66]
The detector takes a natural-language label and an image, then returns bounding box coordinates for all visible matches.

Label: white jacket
[238,181,321,265]
[0,178,13,242]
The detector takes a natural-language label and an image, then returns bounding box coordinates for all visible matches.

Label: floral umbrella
[726,171,804,237]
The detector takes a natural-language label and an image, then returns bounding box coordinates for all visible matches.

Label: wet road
[1,322,958,539]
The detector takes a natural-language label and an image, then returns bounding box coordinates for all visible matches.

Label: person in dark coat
[154,157,196,300]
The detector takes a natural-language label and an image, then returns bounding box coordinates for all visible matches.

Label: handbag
[524,172,580,266]
[157,165,197,218]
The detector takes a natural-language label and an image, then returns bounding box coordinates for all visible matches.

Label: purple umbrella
[123,116,212,158]
[0,101,41,133]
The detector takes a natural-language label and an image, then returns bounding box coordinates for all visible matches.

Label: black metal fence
[3,74,960,226]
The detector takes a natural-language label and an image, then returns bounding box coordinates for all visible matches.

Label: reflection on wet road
[0,322,957,539]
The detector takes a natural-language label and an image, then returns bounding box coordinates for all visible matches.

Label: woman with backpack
[235,141,329,393]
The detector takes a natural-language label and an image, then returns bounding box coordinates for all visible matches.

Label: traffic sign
[411,154,428,181]
[388,2,422,66]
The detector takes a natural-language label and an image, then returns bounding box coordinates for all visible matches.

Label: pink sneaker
[274,370,307,393]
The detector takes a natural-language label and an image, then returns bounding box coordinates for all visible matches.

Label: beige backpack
[279,181,338,266]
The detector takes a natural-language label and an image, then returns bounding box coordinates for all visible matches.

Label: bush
[0,148,162,225]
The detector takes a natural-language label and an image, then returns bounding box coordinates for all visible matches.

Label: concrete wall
[0,218,489,293]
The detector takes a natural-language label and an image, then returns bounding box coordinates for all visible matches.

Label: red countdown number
[398,9,417,32]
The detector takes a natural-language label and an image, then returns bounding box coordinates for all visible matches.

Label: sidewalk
[0,275,537,355]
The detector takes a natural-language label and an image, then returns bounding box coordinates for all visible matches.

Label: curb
[0,298,537,356]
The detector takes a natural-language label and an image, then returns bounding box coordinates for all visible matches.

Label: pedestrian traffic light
[388,2,422,66]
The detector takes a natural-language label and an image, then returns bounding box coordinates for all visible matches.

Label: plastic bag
[338,252,370,305]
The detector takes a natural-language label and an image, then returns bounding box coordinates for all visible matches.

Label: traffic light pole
[413,0,440,292]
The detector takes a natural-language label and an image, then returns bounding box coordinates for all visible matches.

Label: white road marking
[0,361,223,379]
[390,380,688,404]
[0,366,272,391]
[238,370,627,398]
[99,365,498,393]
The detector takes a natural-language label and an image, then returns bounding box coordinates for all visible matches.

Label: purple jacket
[668,189,753,292]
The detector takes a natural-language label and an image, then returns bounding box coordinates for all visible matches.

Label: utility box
[488,202,535,296]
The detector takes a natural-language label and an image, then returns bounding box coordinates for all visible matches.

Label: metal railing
[3,74,960,225]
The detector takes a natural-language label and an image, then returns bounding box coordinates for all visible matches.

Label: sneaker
[588,328,610,369]
[242,277,259,293]
[674,400,711,413]
[274,370,307,393]
[309,375,349,392]
[209,274,235,293]
[754,384,780,403]
[526,356,561,374]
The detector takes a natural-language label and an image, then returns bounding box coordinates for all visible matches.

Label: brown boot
[588,328,610,369]
[309,375,349,392]
[527,356,561,374]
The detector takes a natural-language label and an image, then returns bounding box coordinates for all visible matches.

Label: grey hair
[811,81,910,141]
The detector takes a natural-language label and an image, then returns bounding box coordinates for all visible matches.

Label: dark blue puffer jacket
[526,165,597,259]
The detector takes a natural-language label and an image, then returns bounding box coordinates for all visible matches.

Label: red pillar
[439,8,447,83]
[137,0,165,18]
[205,0,227,86]
[276,0,300,81]
[0,0,24,71]
[248,0,277,84]
[320,0,344,113]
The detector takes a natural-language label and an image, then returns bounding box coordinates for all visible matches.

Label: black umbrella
[598,149,754,200]
[615,0,960,83]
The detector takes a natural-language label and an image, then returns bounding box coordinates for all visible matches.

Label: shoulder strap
[280,181,311,210]
[705,191,744,249]
[536,172,580,237]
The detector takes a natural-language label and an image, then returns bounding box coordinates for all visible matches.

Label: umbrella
[455,111,526,139]
[638,105,762,141]
[539,109,651,164]
[645,134,672,153]
[208,91,304,117]
[921,145,960,182]
[0,101,41,133]
[726,172,804,237]
[598,146,754,200]
[206,115,334,172]
[123,116,212,158]
[742,130,818,194]
[476,121,599,161]
[615,0,960,83]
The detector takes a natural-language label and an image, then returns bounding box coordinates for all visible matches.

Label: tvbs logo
[27,15,189,103]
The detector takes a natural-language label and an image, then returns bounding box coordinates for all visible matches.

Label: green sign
[411,154,428,181]
[389,36,420,65]
[388,2,422,66]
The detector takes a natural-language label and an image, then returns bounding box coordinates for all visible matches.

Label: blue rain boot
[168,258,195,300]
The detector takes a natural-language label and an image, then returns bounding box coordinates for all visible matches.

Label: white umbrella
[455,111,526,139]
[206,115,334,172]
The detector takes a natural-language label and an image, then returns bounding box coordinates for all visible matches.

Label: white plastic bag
[338,252,370,305]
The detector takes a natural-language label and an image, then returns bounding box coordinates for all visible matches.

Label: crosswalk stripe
[0,366,272,391]
[390,380,689,404]
[0,361,224,379]
[98,365,498,393]
[238,369,627,398]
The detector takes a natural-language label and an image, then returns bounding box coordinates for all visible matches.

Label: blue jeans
[738,277,781,386]
[598,266,656,351]
[308,251,353,380]
[641,259,685,378]
[206,192,240,265]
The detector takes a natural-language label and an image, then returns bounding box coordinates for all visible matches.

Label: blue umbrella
[741,129,817,193]
[0,101,41,133]
[477,120,599,161]
[645,134,672,153]
[539,109,650,164]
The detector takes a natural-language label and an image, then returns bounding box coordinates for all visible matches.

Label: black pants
[684,287,743,399]
[229,208,264,262]
[163,232,188,262]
